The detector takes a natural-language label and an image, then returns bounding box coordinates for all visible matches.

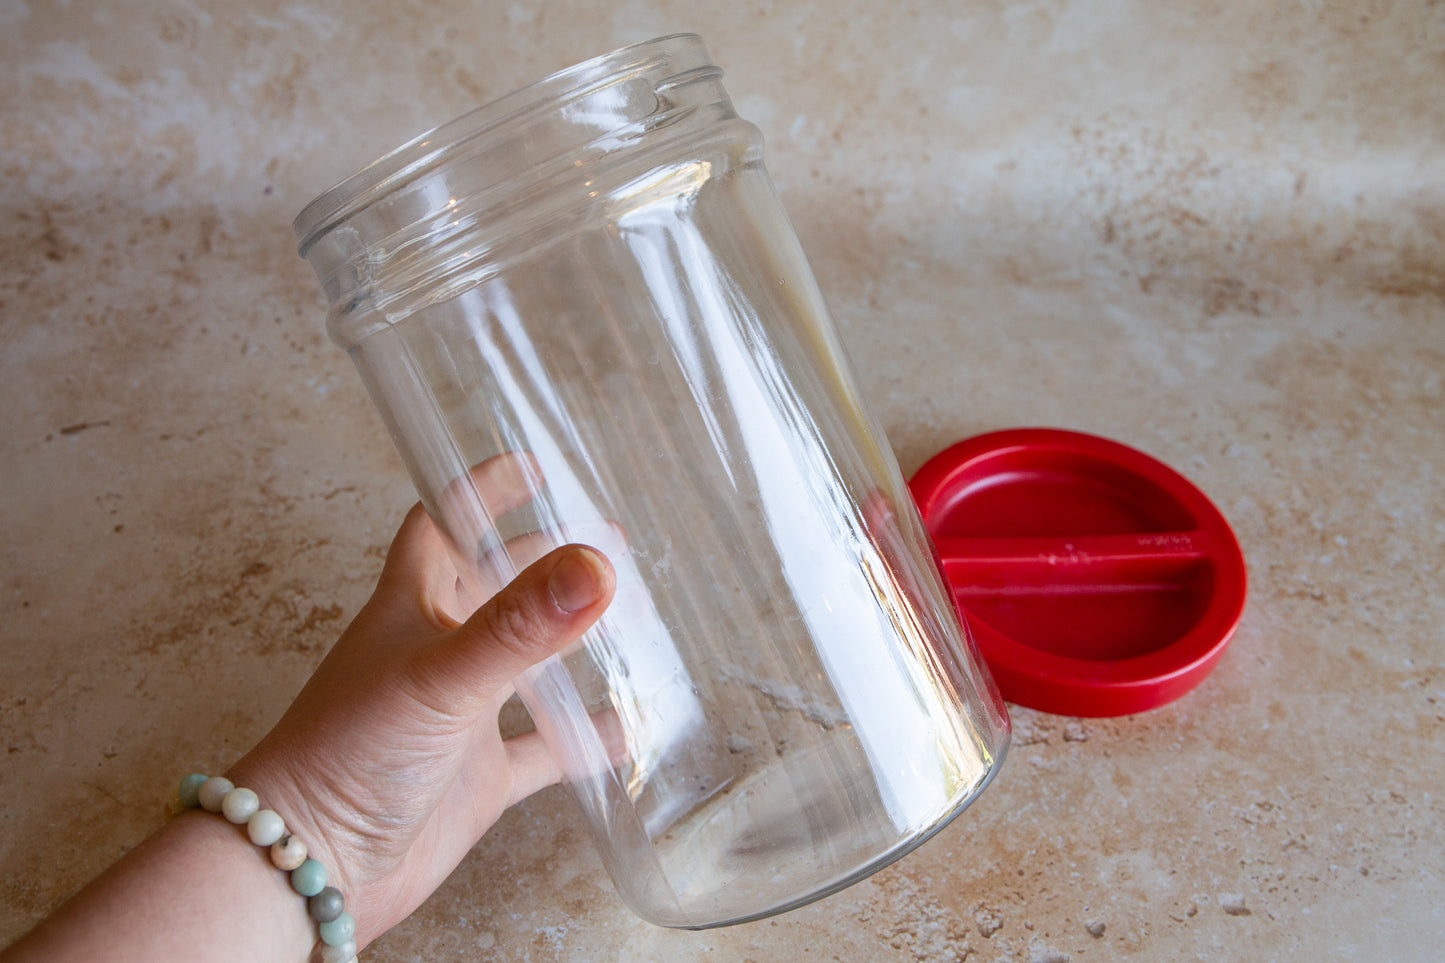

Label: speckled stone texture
[2,2,1442,960]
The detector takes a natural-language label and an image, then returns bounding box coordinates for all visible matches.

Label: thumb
[405,545,615,718]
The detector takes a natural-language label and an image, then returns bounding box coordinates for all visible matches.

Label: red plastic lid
[909,428,1247,717]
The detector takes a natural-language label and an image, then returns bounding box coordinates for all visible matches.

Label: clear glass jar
[295,34,1009,929]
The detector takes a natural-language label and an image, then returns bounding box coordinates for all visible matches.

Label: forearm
[2,527,613,960]
[1,810,314,963]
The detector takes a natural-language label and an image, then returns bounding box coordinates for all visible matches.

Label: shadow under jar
[294,34,1009,929]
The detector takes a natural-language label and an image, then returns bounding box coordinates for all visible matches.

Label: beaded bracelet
[170,774,359,963]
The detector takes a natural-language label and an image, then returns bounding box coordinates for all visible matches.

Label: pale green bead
[246,809,285,846]
[220,787,259,824]
[318,912,354,946]
[291,858,326,897]
[177,773,207,810]
[317,937,357,962]
[197,776,232,813]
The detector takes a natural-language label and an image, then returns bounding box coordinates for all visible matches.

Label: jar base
[627,725,1010,929]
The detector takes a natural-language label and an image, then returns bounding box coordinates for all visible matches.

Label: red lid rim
[910,428,1248,717]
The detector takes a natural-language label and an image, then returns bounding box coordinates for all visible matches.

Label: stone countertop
[2,2,1442,960]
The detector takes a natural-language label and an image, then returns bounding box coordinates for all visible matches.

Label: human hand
[227,457,615,951]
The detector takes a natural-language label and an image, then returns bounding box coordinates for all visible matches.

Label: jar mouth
[293,33,709,257]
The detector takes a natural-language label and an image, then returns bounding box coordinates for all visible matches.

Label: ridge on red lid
[909,428,1247,718]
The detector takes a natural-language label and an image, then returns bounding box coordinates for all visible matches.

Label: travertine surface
[2,1,1442,960]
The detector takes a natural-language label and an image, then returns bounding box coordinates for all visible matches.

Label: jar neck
[294,35,747,332]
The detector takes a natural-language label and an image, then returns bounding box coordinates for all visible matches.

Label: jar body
[296,35,1008,928]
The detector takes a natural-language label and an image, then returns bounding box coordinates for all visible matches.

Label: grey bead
[308,886,345,923]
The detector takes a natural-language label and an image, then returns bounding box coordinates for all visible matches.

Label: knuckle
[474,589,550,660]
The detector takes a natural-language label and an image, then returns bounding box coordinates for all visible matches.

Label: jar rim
[292,33,707,256]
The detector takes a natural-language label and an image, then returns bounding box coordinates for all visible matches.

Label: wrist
[223,756,378,950]
[169,811,319,956]
[224,757,351,887]
[176,772,364,961]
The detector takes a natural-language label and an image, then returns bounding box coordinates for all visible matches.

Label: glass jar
[294,34,1009,929]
